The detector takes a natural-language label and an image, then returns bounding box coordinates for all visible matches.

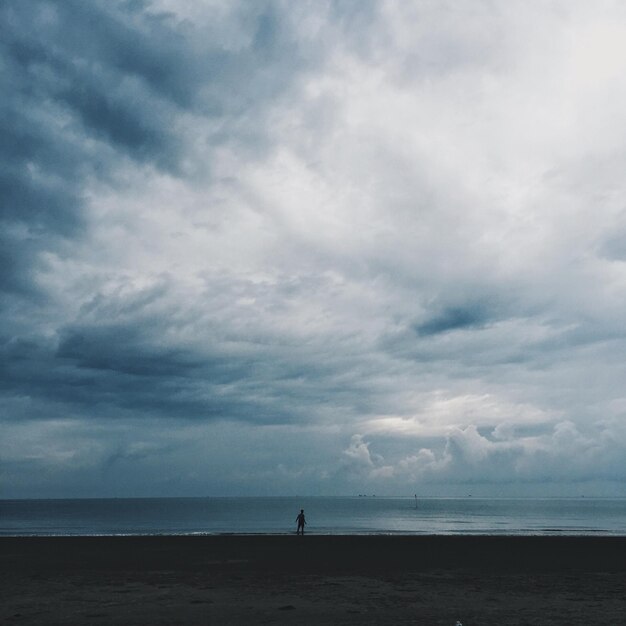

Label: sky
[2,0,626,498]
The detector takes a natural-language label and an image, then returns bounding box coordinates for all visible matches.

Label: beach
[1,535,625,625]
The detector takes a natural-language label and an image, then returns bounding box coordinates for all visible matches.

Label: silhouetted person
[295,509,306,535]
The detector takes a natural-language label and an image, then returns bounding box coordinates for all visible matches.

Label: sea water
[1,496,625,536]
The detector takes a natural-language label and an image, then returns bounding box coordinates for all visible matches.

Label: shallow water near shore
[2,496,626,537]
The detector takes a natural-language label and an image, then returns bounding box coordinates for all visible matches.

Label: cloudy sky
[3,0,626,498]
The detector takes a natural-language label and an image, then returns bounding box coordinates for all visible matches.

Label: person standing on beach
[295,509,306,535]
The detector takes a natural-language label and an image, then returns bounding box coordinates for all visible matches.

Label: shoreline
[2,529,626,538]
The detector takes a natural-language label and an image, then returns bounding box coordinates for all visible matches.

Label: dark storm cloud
[0,0,304,299]
[55,325,204,378]
[414,303,493,336]
[0,273,365,424]
[2,322,276,422]
[1,0,316,426]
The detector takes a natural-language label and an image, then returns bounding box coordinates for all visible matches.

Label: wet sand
[2,535,625,624]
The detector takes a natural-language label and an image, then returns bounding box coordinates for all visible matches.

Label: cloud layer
[2,0,626,497]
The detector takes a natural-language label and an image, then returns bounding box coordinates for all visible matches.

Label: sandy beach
[1,535,625,625]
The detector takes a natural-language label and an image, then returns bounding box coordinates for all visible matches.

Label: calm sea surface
[1,497,625,537]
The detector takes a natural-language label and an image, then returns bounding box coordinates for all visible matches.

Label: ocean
[2,496,626,537]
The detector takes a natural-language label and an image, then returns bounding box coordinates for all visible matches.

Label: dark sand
[2,535,625,625]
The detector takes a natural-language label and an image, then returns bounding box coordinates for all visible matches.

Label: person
[295,509,306,535]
